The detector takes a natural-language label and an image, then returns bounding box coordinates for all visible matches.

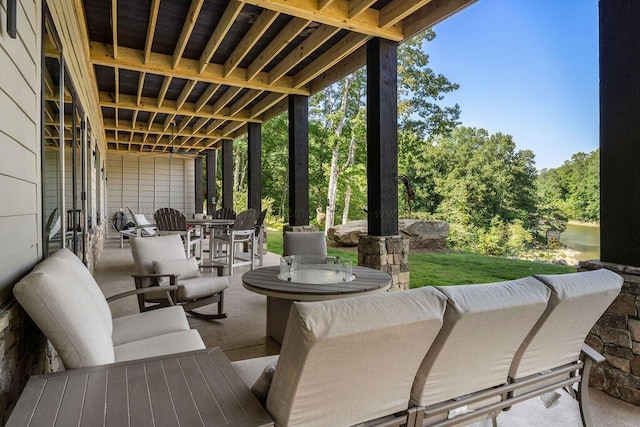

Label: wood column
[288,95,309,226]
[194,157,204,213]
[248,122,262,212]
[222,140,233,210]
[206,150,217,214]
[600,0,640,266]
[367,37,398,236]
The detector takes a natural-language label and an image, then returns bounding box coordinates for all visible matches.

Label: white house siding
[107,153,196,225]
[0,0,42,303]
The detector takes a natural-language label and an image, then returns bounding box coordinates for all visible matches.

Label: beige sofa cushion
[410,277,550,407]
[177,276,228,301]
[154,257,201,286]
[266,286,447,427]
[111,305,191,346]
[36,249,113,335]
[114,330,205,363]
[232,355,280,389]
[14,255,115,368]
[509,269,623,379]
[131,234,188,275]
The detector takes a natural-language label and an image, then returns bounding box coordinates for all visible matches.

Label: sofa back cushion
[130,234,187,276]
[509,269,623,379]
[411,277,550,407]
[44,249,113,335]
[283,231,327,258]
[267,286,447,427]
[13,253,115,368]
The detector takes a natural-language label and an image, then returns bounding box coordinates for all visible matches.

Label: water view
[560,223,600,261]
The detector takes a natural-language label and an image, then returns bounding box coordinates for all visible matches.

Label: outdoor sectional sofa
[232,268,622,427]
[11,248,621,427]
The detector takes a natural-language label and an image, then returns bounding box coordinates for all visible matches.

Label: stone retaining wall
[580,259,640,405]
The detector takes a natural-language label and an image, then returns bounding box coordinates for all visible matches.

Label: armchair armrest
[105,285,180,304]
[581,343,606,364]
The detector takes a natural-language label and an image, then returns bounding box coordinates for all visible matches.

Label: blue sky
[425,0,598,170]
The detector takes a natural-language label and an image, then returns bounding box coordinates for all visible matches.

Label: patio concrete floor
[94,235,640,426]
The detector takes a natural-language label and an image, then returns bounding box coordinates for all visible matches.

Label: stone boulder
[327,219,449,250]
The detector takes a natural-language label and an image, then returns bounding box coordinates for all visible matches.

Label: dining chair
[154,208,202,258]
[213,208,258,275]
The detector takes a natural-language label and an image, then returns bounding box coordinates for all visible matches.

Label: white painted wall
[0,0,42,303]
[106,153,196,224]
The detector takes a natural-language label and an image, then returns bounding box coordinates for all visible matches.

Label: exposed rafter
[90,42,310,96]
[241,0,403,40]
[82,0,476,155]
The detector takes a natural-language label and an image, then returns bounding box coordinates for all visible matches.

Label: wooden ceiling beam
[229,90,263,116]
[173,0,205,69]
[99,92,262,124]
[211,87,242,115]
[249,93,286,118]
[111,0,118,59]
[194,83,220,112]
[176,79,198,110]
[349,0,376,18]
[223,10,279,77]
[402,0,478,38]
[157,76,172,108]
[380,0,433,28]
[90,42,309,95]
[102,118,223,139]
[293,32,369,88]
[105,133,218,152]
[269,23,340,84]
[136,72,146,106]
[318,0,335,10]
[241,0,403,41]
[144,0,161,64]
[246,17,310,81]
[198,0,243,73]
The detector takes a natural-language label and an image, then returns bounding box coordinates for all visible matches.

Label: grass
[266,230,575,288]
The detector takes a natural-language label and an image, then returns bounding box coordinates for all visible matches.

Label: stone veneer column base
[579,259,640,405]
[358,235,410,291]
[0,301,62,423]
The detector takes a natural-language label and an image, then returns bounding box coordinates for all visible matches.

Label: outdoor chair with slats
[154,207,202,258]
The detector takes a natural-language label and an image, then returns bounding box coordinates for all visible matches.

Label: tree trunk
[325,142,340,232]
[342,184,351,224]
[324,76,352,234]
[280,168,288,218]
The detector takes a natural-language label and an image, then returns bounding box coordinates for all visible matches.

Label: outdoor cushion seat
[111,305,190,346]
[232,354,280,391]
[13,249,205,369]
[232,286,448,427]
[174,276,228,300]
[114,330,205,363]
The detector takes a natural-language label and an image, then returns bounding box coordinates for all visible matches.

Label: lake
[560,223,600,261]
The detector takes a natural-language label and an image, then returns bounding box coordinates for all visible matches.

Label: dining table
[186,218,234,264]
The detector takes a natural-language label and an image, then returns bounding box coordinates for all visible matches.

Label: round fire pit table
[242,265,392,343]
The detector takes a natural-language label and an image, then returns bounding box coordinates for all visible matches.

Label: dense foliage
[537,150,599,223]
[226,30,598,257]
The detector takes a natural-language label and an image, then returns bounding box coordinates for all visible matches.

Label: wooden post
[600,0,640,266]
[222,140,233,210]
[248,122,262,212]
[194,157,204,213]
[367,37,398,236]
[288,95,309,226]
[206,150,217,214]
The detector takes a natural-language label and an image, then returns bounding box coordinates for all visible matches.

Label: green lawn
[266,230,575,288]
